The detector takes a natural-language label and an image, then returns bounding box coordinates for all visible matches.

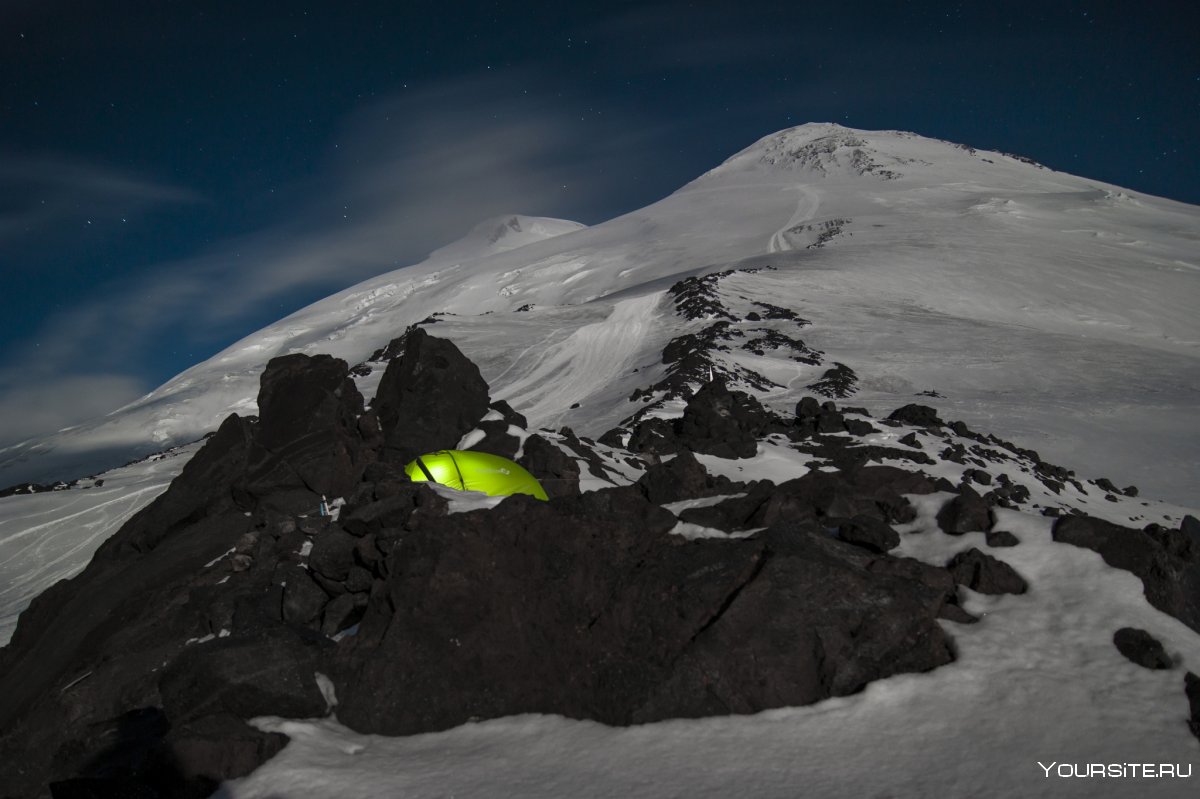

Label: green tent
[404,449,548,501]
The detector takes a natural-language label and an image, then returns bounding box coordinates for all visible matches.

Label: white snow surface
[0,440,200,644]
[221,497,1200,799]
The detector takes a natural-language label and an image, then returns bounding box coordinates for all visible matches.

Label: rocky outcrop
[1053,515,1200,634]
[628,380,785,460]
[331,491,955,734]
[240,353,372,513]
[6,326,1178,797]
[373,327,491,465]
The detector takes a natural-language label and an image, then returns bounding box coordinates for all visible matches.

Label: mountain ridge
[0,122,1196,500]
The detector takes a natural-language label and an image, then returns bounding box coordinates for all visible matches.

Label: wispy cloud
[0,73,680,447]
[0,374,148,449]
[0,157,200,246]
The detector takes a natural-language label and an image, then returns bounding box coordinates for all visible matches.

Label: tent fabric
[404,449,549,501]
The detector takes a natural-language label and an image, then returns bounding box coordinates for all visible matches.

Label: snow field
[223,491,1200,799]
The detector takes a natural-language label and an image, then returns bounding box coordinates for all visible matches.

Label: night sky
[1,0,1197,447]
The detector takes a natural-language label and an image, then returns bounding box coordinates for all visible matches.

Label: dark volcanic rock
[675,380,774,458]
[374,328,491,466]
[986,530,1020,548]
[280,567,329,626]
[627,417,680,457]
[96,414,254,560]
[241,353,370,507]
[936,486,992,535]
[794,396,846,436]
[0,329,992,797]
[1187,672,1200,741]
[308,527,359,582]
[888,404,945,428]
[517,435,581,498]
[945,548,1028,594]
[1053,515,1200,633]
[1182,515,1200,548]
[165,713,289,787]
[1112,628,1172,670]
[159,630,331,725]
[635,448,736,505]
[806,362,858,399]
[333,500,955,735]
[836,515,901,553]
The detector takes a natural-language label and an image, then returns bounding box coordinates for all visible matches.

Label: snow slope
[1,122,1197,642]
[221,462,1200,799]
[0,440,200,644]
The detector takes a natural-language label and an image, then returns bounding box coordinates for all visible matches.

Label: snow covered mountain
[3,123,1196,500]
[1,123,1198,798]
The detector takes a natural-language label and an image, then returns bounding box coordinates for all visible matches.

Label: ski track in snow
[0,450,192,645]
[767,184,820,253]
[495,292,662,430]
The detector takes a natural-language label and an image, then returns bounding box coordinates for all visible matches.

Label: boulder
[986,530,1020,548]
[308,528,360,583]
[626,417,680,457]
[242,353,369,503]
[936,486,991,535]
[945,548,1028,594]
[518,435,581,498]
[1187,672,1200,741]
[1112,628,1172,670]
[635,448,736,505]
[887,404,945,428]
[374,329,491,466]
[280,567,329,626]
[674,380,772,458]
[837,515,900,553]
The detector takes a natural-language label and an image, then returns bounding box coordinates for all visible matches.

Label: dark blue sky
[1,0,1197,446]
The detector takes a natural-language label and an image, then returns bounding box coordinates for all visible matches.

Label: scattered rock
[837,515,900,553]
[635,448,736,505]
[963,468,991,486]
[985,530,1020,548]
[1054,515,1200,633]
[517,435,582,498]
[280,566,329,626]
[887,404,944,428]
[1186,672,1200,741]
[807,362,858,399]
[945,548,1028,594]
[936,486,991,535]
[1112,627,1172,670]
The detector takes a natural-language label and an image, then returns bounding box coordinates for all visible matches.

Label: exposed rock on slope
[1,331,1195,798]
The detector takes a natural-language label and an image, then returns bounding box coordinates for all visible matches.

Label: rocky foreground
[1,329,1197,799]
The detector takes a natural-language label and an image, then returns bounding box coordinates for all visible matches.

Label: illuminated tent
[404,449,548,501]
